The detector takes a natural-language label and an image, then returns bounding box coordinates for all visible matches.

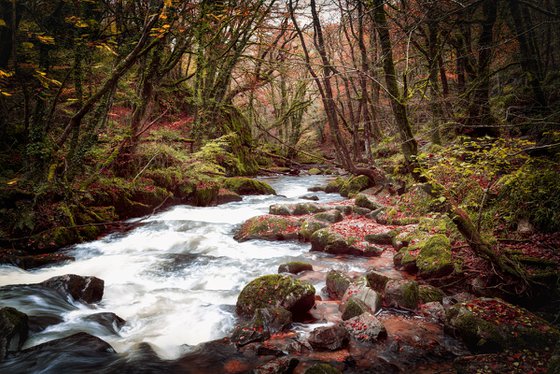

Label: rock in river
[41,274,104,304]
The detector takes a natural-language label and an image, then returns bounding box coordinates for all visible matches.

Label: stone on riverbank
[234,215,301,242]
[236,275,315,318]
[223,177,276,195]
[342,312,387,342]
[325,270,352,300]
[308,325,349,351]
[384,279,419,310]
[310,228,384,257]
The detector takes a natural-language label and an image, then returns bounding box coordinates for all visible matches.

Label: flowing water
[0,175,373,361]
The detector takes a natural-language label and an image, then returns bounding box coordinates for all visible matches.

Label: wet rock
[311,228,383,257]
[83,312,126,334]
[299,219,329,240]
[301,195,319,201]
[419,302,446,322]
[293,203,328,215]
[354,194,381,210]
[41,274,104,304]
[269,204,294,216]
[0,307,28,360]
[308,186,326,192]
[254,357,299,373]
[236,275,315,318]
[304,362,342,374]
[446,297,560,353]
[365,230,397,245]
[333,205,353,215]
[223,177,276,195]
[313,209,343,223]
[216,188,243,204]
[308,168,321,175]
[278,262,313,274]
[340,285,381,319]
[325,178,345,193]
[340,175,371,197]
[308,325,349,351]
[343,312,387,342]
[416,235,453,278]
[28,316,63,333]
[106,342,174,373]
[341,298,370,321]
[365,270,390,293]
[325,270,351,300]
[0,252,75,270]
[0,332,116,372]
[384,279,419,310]
[418,285,445,304]
[234,215,301,242]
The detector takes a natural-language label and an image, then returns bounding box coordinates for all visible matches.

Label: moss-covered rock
[311,228,384,257]
[446,298,560,354]
[365,270,390,293]
[312,209,343,223]
[384,279,419,309]
[416,234,453,278]
[0,307,28,359]
[192,181,220,206]
[365,230,398,245]
[216,188,242,205]
[234,215,301,242]
[351,206,371,216]
[341,297,370,321]
[325,270,351,300]
[354,194,381,210]
[340,175,371,197]
[236,274,315,317]
[393,247,419,273]
[231,306,292,346]
[223,177,276,195]
[299,219,329,240]
[269,204,293,216]
[278,262,313,274]
[308,168,321,175]
[293,203,328,215]
[418,285,445,304]
[325,177,345,193]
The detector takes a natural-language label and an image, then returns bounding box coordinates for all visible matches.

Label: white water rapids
[0,175,366,360]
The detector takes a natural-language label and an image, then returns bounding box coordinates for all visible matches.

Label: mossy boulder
[192,182,220,207]
[354,194,381,210]
[0,307,28,359]
[352,206,371,216]
[365,270,390,293]
[308,168,321,175]
[293,203,328,215]
[269,204,293,215]
[418,285,445,304]
[236,275,315,318]
[340,285,381,318]
[393,247,419,273]
[339,175,371,197]
[223,177,276,195]
[312,209,343,223]
[446,298,560,353]
[416,234,453,278]
[216,188,242,205]
[325,270,351,299]
[278,262,313,274]
[310,228,384,257]
[325,177,346,193]
[234,215,301,242]
[365,230,398,245]
[299,219,329,240]
[384,279,419,310]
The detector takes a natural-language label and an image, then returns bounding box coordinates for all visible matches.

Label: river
[0,175,368,361]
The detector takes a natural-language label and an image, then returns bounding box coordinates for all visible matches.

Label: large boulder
[365,270,390,293]
[446,298,560,353]
[234,215,301,242]
[269,202,328,216]
[0,307,28,360]
[236,275,315,318]
[365,230,398,245]
[416,234,453,278]
[342,312,387,342]
[308,325,349,351]
[384,279,419,310]
[354,194,381,210]
[40,274,104,304]
[325,270,351,300]
[223,177,276,195]
[216,188,242,205]
[312,209,343,223]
